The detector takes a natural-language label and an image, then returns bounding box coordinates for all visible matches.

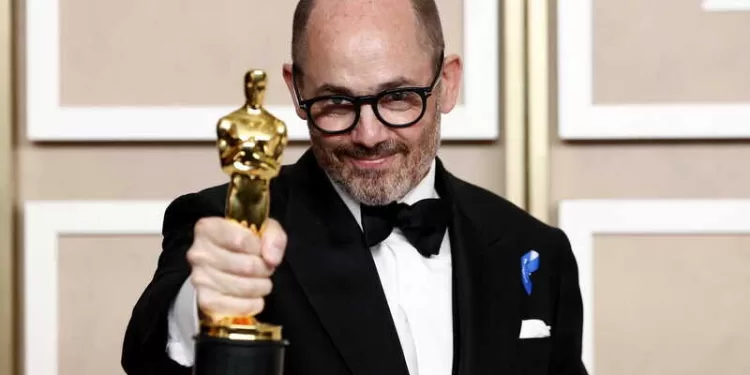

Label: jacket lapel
[446,205,478,375]
[281,151,410,375]
[436,161,524,375]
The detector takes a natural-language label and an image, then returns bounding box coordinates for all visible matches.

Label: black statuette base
[194,334,288,375]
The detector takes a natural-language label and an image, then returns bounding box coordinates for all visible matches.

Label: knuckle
[242,257,258,276]
[194,217,212,235]
[197,290,217,310]
[186,245,210,266]
[243,278,272,299]
[233,233,246,250]
[236,231,257,253]
[229,255,250,276]
[238,255,266,277]
[267,221,287,242]
[186,247,201,264]
[189,270,208,288]
[257,279,273,296]
[247,298,265,315]
[203,292,235,315]
[247,279,264,297]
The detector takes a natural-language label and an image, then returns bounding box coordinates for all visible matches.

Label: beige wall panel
[58,235,162,375]
[593,0,750,103]
[436,143,506,194]
[59,0,464,107]
[550,142,750,215]
[593,235,750,375]
[17,144,308,200]
[19,0,500,204]
[549,1,750,218]
[18,142,505,201]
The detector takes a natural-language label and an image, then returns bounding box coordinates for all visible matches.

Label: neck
[245,101,262,111]
[245,91,264,110]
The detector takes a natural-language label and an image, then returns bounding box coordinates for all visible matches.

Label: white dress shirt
[166,160,454,375]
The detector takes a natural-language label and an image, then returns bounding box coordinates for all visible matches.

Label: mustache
[333,140,409,159]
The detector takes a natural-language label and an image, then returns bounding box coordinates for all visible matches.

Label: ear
[437,54,463,114]
[282,63,307,120]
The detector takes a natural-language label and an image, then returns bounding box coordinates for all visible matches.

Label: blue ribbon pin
[521,250,540,295]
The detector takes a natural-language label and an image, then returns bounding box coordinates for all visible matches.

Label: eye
[310,97,355,118]
[383,91,409,102]
[318,97,352,108]
[378,90,422,111]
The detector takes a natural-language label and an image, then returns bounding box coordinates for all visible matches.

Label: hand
[186,217,287,319]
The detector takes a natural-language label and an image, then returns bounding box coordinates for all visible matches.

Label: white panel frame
[557,0,750,139]
[25,0,499,141]
[703,0,750,11]
[558,199,750,373]
[23,200,170,375]
[27,199,750,374]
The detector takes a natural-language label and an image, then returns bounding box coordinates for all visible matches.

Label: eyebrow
[311,76,418,97]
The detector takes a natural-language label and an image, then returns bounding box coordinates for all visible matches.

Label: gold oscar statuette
[202,69,288,342]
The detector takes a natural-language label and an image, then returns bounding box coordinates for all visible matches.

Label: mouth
[345,153,397,169]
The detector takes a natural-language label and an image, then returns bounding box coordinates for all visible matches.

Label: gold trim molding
[0,0,15,371]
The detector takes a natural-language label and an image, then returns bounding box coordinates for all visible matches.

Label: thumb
[260,218,287,268]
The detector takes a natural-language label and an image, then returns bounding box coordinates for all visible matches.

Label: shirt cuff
[166,277,199,366]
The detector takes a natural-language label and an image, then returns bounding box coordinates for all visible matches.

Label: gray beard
[313,114,441,206]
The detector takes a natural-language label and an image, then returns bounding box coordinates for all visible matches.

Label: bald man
[121,1,588,374]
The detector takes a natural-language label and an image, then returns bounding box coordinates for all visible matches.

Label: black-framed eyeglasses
[292,52,444,135]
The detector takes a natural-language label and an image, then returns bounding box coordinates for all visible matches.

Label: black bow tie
[361,198,451,257]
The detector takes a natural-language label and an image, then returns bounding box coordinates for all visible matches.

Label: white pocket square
[519,319,551,339]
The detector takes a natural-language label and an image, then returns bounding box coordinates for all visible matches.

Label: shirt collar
[327,159,438,230]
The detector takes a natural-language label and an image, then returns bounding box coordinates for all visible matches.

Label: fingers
[188,216,288,318]
[187,246,274,278]
[261,218,287,267]
[196,288,266,317]
[192,266,273,299]
[194,217,261,255]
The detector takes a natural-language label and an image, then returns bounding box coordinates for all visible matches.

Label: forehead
[306,0,421,42]
[300,0,433,86]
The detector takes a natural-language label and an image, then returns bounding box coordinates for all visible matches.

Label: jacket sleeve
[549,228,589,375]
[121,192,222,375]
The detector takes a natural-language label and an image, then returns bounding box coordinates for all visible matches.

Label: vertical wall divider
[0,0,16,371]
[503,0,529,209]
[527,0,552,223]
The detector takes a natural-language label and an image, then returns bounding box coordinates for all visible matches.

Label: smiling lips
[347,153,397,169]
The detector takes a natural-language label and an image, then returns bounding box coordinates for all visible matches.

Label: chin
[314,147,419,204]
[344,167,414,206]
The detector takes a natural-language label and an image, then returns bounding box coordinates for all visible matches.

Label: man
[121,0,588,374]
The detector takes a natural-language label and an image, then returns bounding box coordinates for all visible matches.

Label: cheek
[394,119,433,147]
[312,133,348,154]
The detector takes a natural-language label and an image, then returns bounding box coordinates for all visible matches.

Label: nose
[349,105,389,148]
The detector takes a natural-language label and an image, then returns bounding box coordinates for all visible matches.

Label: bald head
[281,0,463,207]
[291,0,445,69]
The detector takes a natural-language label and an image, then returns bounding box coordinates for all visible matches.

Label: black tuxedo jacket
[122,149,588,375]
